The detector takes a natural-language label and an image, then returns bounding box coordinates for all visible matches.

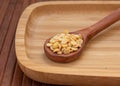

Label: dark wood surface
[1,0,119,86]
[0,0,60,86]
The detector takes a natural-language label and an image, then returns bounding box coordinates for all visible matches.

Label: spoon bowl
[44,8,120,63]
[44,30,87,62]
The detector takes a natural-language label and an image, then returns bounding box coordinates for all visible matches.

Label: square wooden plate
[15,1,120,85]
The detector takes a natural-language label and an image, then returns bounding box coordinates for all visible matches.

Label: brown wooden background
[0,0,119,86]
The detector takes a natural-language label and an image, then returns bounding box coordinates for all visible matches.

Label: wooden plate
[15,1,120,85]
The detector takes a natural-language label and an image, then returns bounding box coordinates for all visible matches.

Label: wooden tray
[15,1,120,85]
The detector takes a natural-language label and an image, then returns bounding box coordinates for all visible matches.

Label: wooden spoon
[44,8,120,63]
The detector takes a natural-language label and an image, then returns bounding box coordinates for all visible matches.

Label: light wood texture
[16,1,120,85]
[44,8,120,63]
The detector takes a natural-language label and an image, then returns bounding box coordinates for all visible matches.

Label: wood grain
[0,41,16,86]
[0,0,58,85]
[22,75,32,86]
[0,0,17,84]
[16,1,120,85]
[0,0,120,86]
[0,0,17,52]
[0,0,10,26]
[11,64,23,86]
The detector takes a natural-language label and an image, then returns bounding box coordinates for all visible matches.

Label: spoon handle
[86,8,120,39]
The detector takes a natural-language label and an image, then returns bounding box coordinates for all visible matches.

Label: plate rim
[15,1,120,78]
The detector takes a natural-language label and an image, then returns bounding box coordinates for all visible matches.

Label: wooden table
[1,0,119,86]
